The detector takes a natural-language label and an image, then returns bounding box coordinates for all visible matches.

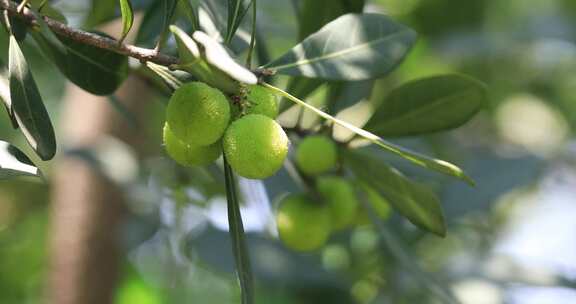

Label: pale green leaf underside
[8,36,56,161]
[264,13,416,81]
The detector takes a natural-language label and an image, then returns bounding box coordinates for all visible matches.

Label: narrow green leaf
[179,0,201,31]
[201,1,250,54]
[118,0,134,44]
[136,0,178,49]
[345,149,446,236]
[145,62,183,92]
[0,75,19,129]
[263,83,474,185]
[8,35,56,160]
[32,31,129,96]
[225,0,249,44]
[264,13,416,81]
[0,141,41,179]
[224,158,254,304]
[364,75,486,137]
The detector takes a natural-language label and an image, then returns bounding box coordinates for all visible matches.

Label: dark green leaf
[8,35,56,160]
[225,0,250,44]
[201,0,249,54]
[224,158,254,304]
[264,13,417,81]
[179,0,201,31]
[85,0,116,27]
[8,15,28,42]
[345,149,446,236]
[279,77,323,112]
[119,0,135,44]
[32,31,129,96]
[136,0,178,48]
[0,141,41,179]
[0,75,19,129]
[364,75,486,137]
[298,0,364,40]
[326,80,374,114]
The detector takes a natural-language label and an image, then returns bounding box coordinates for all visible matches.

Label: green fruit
[163,123,221,166]
[231,85,279,119]
[245,85,279,118]
[223,114,289,179]
[355,183,392,225]
[296,135,337,176]
[166,82,230,146]
[317,176,359,230]
[276,194,331,252]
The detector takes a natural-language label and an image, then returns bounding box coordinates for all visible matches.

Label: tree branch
[0,0,179,66]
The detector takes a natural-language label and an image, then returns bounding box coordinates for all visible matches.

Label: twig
[0,0,178,66]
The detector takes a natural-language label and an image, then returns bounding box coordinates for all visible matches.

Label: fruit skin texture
[355,183,392,225]
[163,123,221,166]
[166,82,230,146]
[276,194,331,252]
[232,85,279,119]
[223,114,289,179]
[317,176,359,230]
[296,135,337,176]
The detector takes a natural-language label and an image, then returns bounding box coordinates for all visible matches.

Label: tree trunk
[46,73,150,304]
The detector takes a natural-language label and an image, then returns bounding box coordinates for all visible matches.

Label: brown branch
[0,0,179,66]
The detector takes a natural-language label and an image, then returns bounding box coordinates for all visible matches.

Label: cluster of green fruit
[276,135,392,252]
[163,81,288,179]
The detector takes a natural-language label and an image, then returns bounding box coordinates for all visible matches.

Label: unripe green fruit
[296,135,337,176]
[355,183,392,226]
[166,82,230,146]
[317,176,359,230]
[223,114,289,179]
[276,194,331,252]
[163,123,221,166]
[231,85,279,119]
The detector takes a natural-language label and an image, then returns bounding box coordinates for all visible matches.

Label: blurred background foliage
[1,0,576,303]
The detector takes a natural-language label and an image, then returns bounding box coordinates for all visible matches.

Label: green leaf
[179,0,201,31]
[0,141,41,179]
[201,1,250,54]
[0,75,19,129]
[279,77,323,112]
[263,83,474,185]
[345,149,446,236]
[364,75,486,137]
[8,15,28,42]
[85,0,116,28]
[136,0,178,48]
[225,0,250,44]
[145,62,184,92]
[264,13,416,81]
[223,158,254,304]
[32,31,129,96]
[119,0,134,44]
[326,80,374,114]
[298,0,364,40]
[8,35,56,161]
